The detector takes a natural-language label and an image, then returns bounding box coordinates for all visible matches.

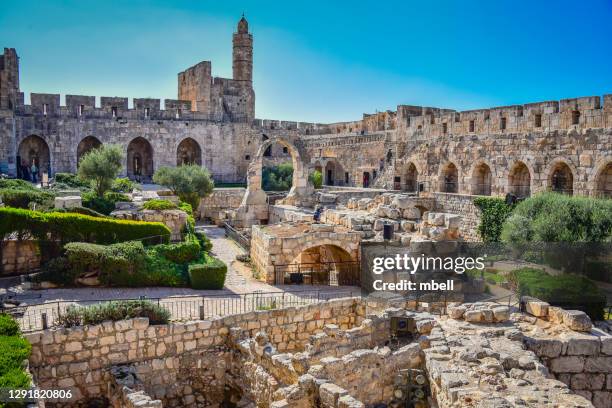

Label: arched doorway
[287,244,358,286]
[363,172,371,188]
[176,137,202,166]
[549,161,574,195]
[594,162,612,198]
[471,162,492,196]
[404,163,418,192]
[127,137,154,182]
[17,135,51,179]
[323,160,344,186]
[440,162,458,193]
[77,136,102,165]
[508,161,531,198]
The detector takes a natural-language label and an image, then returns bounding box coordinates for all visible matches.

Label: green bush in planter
[0,314,20,336]
[55,300,171,327]
[143,199,177,211]
[189,255,227,289]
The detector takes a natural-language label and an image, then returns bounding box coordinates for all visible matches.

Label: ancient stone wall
[25,298,364,406]
[0,240,40,275]
[198,187,245,224]
[431,192,481,241]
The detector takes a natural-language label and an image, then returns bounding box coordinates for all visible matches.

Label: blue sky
[1,0,611,123]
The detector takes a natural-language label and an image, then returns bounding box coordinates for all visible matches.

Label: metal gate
[273,261,360,286]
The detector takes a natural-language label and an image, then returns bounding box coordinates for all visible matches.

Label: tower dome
[237,15,248,34]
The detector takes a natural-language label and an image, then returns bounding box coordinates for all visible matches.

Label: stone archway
[233,137,313,227]
[18,135,51,178]
[508,161,531,198]
[593,160,612,198]
[404,162,418,192]
[471,162,492,196]
[77,136,102,165]
[548,160,574,195]
[439,162,459,193]
[177,137,202,166]
[127,137,154,182]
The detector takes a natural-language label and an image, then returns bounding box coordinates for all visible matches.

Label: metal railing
[274,261,361,286]
[223,222,251,251]
[14,288,361,332]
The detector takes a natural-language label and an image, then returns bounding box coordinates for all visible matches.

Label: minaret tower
[232,14,253,85]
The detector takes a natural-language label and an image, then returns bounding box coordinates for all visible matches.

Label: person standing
[30,161,38,183]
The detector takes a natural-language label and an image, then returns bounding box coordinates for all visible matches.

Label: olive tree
[77,145,123,197]
[153,165,214,212]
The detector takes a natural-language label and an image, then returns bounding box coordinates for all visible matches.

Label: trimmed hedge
[52,206,107,218]
[0,314,31,390]
[0,179,36,190]
[143,199,177,211]
[54,173,90,189]
[0,207,171,245]
[0,188,55,209]
[188,254,227,289]
[473,197,514,242]
[56,300,171,327]
[155,237,201,264]
[509,267,606,320]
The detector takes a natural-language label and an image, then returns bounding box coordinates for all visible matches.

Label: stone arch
[590,157,612,198]
[127,137,154,182]
[470,161,493,196]
[233,136,313,227]
[176,137,202,166]
[403,162,419,192]
[507,160,532,198]
[77,136,102,165]
[545,158,575,195]
[439,161,459,193]
[286,242,359,286]
[17,135,51,177]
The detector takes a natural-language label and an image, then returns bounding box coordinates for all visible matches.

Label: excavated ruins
[25,293,612,408]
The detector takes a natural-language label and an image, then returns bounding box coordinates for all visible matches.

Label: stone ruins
[25,295,612,407]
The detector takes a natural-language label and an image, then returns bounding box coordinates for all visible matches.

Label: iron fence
[274,261,361,286]
[13,288,361,332]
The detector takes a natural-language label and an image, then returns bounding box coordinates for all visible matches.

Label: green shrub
[143,199,177,211]
[0,314,20,336]
[0,207,171,244]
[36,257,76,286]
[155,237,201,264]
[501,192,612,243]
[0,179,36,190]
[309,170,322,189]
[188,254,227,289]
[195,231,213,252]
[55,300,171,327]
[112,177,136,193]
[509,267,606,320]
[0,188,55,209]
[178,201,196,232]
[473,197,515,242]
[77,145,123,197]
[0,315,32,391]
[81,191,129,215]
[153,165,214,211]
[54,173,90,189]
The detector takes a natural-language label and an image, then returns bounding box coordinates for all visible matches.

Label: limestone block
[54,195,82,209]
[448,305,466,319]
[319,382,348,407]
[525,337,563,358]
[571,373,606,390]
[428,227,447,241]
[491,306,510,322]
[403,207,421,220]
[585,357,612,373]
[593,391,612,408]
[445,214,461,229]
[550,356,585,373]
[524,298,549,317]
[357,198,372,210]
[338,395,365,408]
[562,332,601,356]
[464,310,484,323]
[562,310,593,332]
[385,207,401,219]
[428,212,445,226]
[602,337,612,356]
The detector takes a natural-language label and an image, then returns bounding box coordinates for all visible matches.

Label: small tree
[77,145,123,197]
[309,170,322,189]
[153,165,214,211]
